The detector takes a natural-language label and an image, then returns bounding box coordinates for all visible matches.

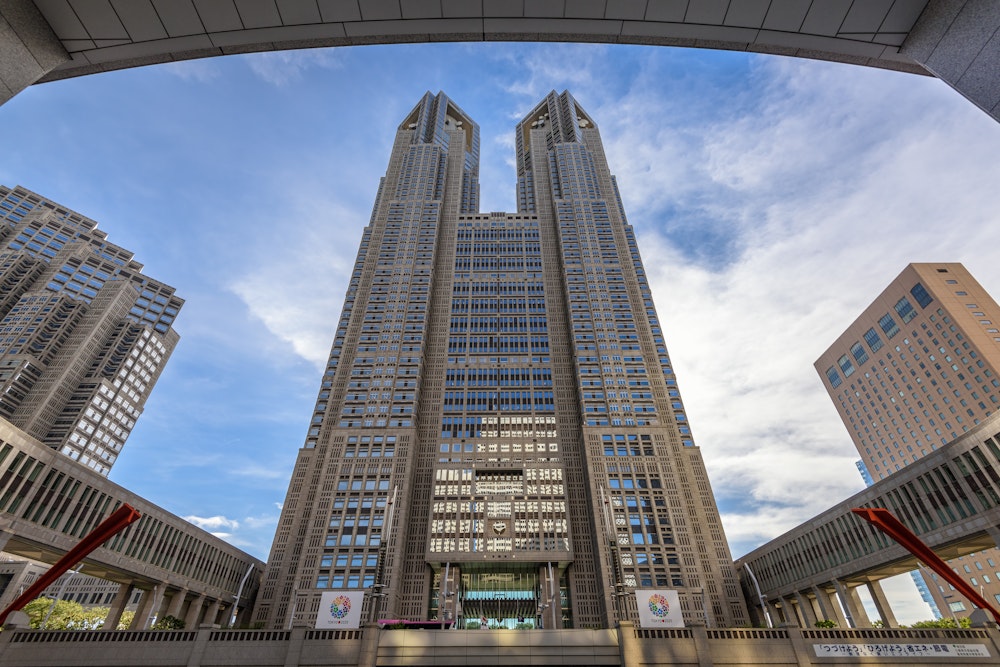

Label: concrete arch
[2,1,999,121]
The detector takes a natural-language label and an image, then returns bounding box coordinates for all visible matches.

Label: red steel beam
[0,503,141,626]
[852,507,1000,624]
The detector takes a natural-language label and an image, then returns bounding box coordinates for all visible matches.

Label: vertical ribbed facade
[255,92,747,629]
[0,185,182,476]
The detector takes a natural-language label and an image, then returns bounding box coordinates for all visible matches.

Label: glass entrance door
[458,565,539,629]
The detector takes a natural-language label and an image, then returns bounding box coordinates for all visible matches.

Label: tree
[22,598,107,630]
[814,619,837,628]
[151,614,185,630]
[117,610,135,630]
[906,617,971,629]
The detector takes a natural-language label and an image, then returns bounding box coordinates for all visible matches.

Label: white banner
[635,589,684,628]
[813,643,991,658]
[315,591,365,629]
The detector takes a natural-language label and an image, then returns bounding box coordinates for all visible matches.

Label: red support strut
[852,507,1000,624]
[0,503,141,626]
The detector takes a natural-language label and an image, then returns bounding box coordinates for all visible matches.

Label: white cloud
[613,57,1000,559]
[244,49,343,86]
[227,191,363,368]
[185,514,239,531]
[160,60,222,83]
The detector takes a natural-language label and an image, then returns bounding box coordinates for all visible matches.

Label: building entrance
[460,566,539,629]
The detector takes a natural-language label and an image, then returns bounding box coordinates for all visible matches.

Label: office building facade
[816,262,1000,617]
[0,185,182,476]
[254,92,747,630]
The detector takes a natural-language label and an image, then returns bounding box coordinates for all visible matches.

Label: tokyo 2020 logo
[330,595,352,619]
[648,593,670,618]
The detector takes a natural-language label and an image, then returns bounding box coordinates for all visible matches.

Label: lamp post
[229,564,254,628]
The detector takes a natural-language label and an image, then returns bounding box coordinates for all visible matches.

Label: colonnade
[755,579,900,629]
[99,582,247,630]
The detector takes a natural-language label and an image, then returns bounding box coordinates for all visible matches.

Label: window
[864,328,883,352]
[826,366,842,389]
[838,354,855,377]
[850,342,869,366]
[879,313,900,338]
[894,297,916,323]
[910,282,933,308]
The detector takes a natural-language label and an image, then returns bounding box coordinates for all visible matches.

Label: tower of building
[0,185,182,476]
[254,91,747,630]
[816,262,1000,618]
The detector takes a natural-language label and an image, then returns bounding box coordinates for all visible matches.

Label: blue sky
[3,42,1000,623]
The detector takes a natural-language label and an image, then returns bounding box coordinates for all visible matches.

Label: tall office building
[255,91,747,630]
[816,262,1000,618]
[0,185,182,476]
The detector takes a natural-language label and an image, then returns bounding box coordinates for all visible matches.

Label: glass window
[879,313,900,338]
[894,297,916,323]
[826,367,842,389]
[850,342,869,366]
[910,282,933,308]
[838,354,855,377]
[864,328,883,353]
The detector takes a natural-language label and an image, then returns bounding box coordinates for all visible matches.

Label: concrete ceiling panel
[723,0,769,29]
[235,0,282,29]
[316,0,361,23]
[275,0,321,25]
[644,0,686,23]
[684,0,729,25]
[151,0,206,38]
[840,0,894,36]
[564,0,607,20]
[360,0,403,21]
[881,0,930,34]
[110,0,168,42]
[605,0,646,21]
[34,0,90,40]
[483,0,525,18]
[801,0,853,37]
[400,0,443,20]
[193,0,243,32]
[67,0,128,39]
[761,0,810,33]
[525,0,566,19]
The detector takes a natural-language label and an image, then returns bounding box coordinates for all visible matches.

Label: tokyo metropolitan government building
[253,91,748,630]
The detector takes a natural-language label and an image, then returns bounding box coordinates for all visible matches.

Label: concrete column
[185,624,214,667]
[810,586,835,625]
[986,524,1000,550]
[867,580,899,627]
[689,621,714,667]
[832,580,868,628]
[102,583,134,630]
[0,0,70,105]
[782,596,803,627]
[130,585,164,629]
[618,621,640,667]
[202,599,221,627]
[184,595,205,629]
[901,0,1000,123]
[783,626,817,667]
[165,589,187,622]
[794,591,817,627]
[283,626,308,667]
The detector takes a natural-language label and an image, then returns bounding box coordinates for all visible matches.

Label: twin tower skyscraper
[254,91,748,629]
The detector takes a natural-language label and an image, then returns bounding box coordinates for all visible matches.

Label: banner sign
[813,643,991,658]
[635,589,684,628]
[316,591,365,629]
